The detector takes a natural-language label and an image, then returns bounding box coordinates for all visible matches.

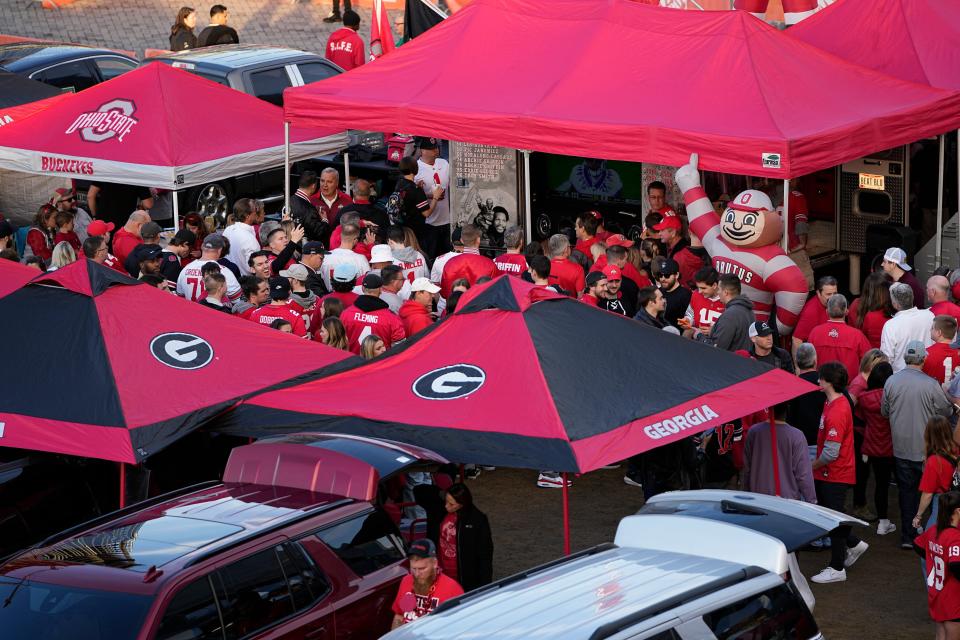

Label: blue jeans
[894,457,924,546]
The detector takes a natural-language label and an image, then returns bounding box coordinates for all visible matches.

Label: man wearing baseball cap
[748,320,794,374]
[400,277,440,337]
[50,187,94,243]
[280,263,318,311]
[176,234,241,302]
[298,241,330,297]
[391,539,463,629]
[85,219,124,272]
[882,247,926,310]
[581,270,607,307]
[656,258,691,331]
[654,212,702,288]
[598,265,634,316]
[249,276,308,337]
[341,272,406,353]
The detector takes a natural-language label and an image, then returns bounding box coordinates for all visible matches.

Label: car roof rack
[432,542,618,614]
[587,565,768,640]
[181,498,354,569]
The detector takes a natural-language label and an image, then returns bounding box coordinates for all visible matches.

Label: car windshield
[0,577,151,639]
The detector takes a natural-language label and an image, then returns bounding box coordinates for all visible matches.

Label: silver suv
[382,491,853,640]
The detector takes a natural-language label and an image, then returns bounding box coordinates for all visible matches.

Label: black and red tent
[0,259,355,465]
[0,258,38,297]
[221,276,815,473]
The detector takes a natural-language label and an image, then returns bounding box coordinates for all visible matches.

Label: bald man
[111,210,150,266]
[927,275,960,325]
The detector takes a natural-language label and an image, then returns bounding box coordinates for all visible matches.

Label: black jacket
[301,264,329,298]
[749,345,795,374]
[290,193,329,244]
[706,295,754,352]
[337,201,390,230]
[169,29,198,51]
[415,485,494,592]
[197,24,239,47]
[634,307,667,329]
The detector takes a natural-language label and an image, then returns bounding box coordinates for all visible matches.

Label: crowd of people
[7,138,960,629]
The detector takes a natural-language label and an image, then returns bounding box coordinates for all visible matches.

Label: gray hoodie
[706,295,755,352]
[392,245,421,264]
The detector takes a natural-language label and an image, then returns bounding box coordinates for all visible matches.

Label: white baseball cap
[728,189,774,212]
[370,244,394,264]
[883,247,911,271]
[410,277,440,293]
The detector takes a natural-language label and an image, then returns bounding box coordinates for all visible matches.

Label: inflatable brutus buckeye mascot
[675,153,808,335]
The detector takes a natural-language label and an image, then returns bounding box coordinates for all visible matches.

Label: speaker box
[837,146,908,254]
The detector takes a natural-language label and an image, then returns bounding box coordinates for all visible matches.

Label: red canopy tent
[282,0,960,179]
[0,258,39,297]
[789,0,960,91]
[0,259,356,466]
[0,63,346,205]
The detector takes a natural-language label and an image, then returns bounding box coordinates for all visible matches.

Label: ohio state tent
[789,0,960,90]
[0,62,347,189]
[220,276,815,473]
[0,259,356,464]
[281,0,960,179]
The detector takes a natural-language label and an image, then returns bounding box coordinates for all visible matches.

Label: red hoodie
[342,294,406,353]
[440,250,497,299]
[325,27,365,71]
[399,299,433,337]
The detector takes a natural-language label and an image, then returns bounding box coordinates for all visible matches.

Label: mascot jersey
[734,0,818,25]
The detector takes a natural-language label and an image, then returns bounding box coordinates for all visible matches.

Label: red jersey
[310,291,359,339]
[816,396,855,485]
[391,573,464,626]
[807,320,872,381]
[924,342,960,384]
[103,253,126,273]
[325,27,365,71]
[341,295,406,353]
[915,526,960,622]
[440,251,497,299]
[574,236,599,261]
[54,230,82,253]
[111,228,141,266]
[931,300,960,326]
[784,190,809,252]
[494,252,528,278]
[920,454,958,495]
[549,258,585,295]
[249,303,307,337]
[687,291,725,329]
[793,296,829,342]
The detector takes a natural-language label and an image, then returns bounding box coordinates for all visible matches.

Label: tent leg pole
[523,150,532,245]
[768,408,780,497]
[172,190,180,232]
[284,122,291,217]
[781,179,790,252]
[562,472,570,556]
[936,134,945,267]
[119,462,126,509]
[344,151,351,196]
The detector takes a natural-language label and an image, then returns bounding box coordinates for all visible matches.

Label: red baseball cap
[653,216,682,232]
[87,220,115,236]
[657,207,678,217]
[602,265,622,281]
[605,234,634,248]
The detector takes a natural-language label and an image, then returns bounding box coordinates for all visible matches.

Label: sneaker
[844,541,869,568]
[623,475,643,488]
[851,505,877,522]
[464,467,481,480]
[537,472,572,489]
[876,519,897,536]
[811,567,847,584]
[322,12,341,22]
[900,542,914,550]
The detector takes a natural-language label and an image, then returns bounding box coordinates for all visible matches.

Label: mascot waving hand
[676,153,808,336]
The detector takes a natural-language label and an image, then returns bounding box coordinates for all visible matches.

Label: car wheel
[535,212,553,240]
[627,224,644,243]
[191,182,231,227]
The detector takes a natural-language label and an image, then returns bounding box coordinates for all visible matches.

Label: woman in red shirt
[914,492,960,638]
[25,204,57,262]
[812,361,869,584]
[850,271,894,349]
[856,361,896,536]
[914,416,960,534]
[436,483,493,592]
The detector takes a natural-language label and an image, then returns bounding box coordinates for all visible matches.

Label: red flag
[370,0,396,60]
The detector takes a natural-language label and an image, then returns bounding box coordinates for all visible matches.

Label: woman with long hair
[25,204,57,261]
[914,416,960,534]
[914,491,960,638]
[319,316,349,351]
[169,7,198,51]
[360,334,386,359]
[183,212,207,261]
[855,361,896,536]
[847,348,887,403]
[850,271,895,348]
[47,241,77,271]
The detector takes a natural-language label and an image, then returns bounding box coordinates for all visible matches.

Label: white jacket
[881,307,935,372]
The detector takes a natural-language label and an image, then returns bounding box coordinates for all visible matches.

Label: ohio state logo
[65,99,138,143]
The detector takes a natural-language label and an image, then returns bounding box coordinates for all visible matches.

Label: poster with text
[450,142,522,252]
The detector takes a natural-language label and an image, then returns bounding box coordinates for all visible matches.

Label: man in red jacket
[440,224,497,299]
[547,234,585,296]
[342,272,406,353]
[400,277,439,337]
[111,210,149,266]
[325,10,365,71]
